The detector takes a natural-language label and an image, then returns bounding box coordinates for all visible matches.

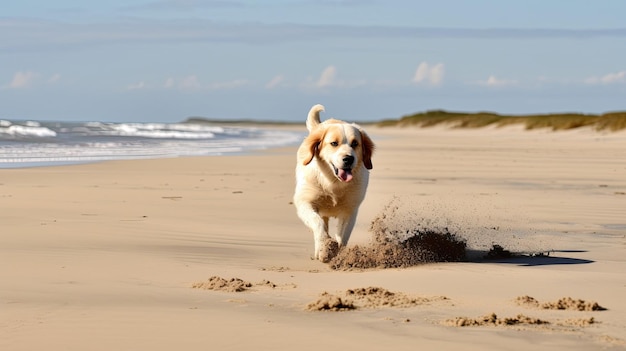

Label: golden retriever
[294,104,374,262]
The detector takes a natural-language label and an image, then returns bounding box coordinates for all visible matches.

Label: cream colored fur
[293,104,374,262]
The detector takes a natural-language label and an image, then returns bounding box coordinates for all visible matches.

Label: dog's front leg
[335,211,358,247]
[296,203,329,261]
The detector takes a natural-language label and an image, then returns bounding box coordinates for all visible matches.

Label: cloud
[301,65,367,90]
[584,70,626,85]
[412,62,444,85]
[48,73,61,84]
[301,66,336,90]
[159,75,250,91]
[207,79,251,90]
[3,71,61,89]
[6,71,37,89]
[477,75,518,87]
[178,75,201,90]
[317,66,337,88]
[265,75,285,89]
[163,77,175,88]
[126,81,147,90]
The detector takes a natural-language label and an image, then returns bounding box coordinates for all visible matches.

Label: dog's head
[302,120,374,182]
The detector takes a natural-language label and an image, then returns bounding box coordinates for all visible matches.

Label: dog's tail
[306,104,325,132]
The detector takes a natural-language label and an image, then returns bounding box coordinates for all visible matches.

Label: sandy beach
[1,125,625,350]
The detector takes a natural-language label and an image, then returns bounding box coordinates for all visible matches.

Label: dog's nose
[342,155,355,167]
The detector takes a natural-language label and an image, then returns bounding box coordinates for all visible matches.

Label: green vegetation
[377,110,626,131]
[183,110,626,132]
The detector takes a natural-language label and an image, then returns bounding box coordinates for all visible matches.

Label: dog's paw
[319,239,340,263]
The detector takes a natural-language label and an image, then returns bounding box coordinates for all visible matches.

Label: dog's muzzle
[333,155,355,182]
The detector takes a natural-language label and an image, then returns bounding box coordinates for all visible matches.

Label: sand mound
[516,296,607,311]
[483,244,513,259]
[259,266,290,272]
[445,313,550,327]
[446,313,598,328]
[345,287,448,308]
[561,318,597,327]
[328,230,466,270]
[327,197,554,269]
[192,276,277,292]
[445,297,604,329]
[306,292,356,311]
[307,286,448,311]
[329,200,467,270]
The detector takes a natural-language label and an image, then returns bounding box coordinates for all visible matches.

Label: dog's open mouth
[333,165,353,182]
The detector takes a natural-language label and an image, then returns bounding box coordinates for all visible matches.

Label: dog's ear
[360,129,375,170]
[302,128,324,165]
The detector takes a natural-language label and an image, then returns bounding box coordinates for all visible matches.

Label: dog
[293,104,374,262]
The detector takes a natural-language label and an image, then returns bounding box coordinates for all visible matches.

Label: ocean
[0,119,305,169]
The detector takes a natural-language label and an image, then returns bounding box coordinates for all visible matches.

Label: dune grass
[377,110,626,131]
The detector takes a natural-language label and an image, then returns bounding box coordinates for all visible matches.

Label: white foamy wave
[97,123,228,139]
[85,121,106,128]
[113,127,216,139]
[0,118,305,168]
[0,124,57,138]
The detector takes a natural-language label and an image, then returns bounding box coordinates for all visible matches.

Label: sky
[1,0,626,122]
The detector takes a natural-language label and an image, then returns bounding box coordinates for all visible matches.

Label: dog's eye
[330,141,339,147]
[350,140,359,148]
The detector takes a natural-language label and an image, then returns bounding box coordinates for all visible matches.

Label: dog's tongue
[338,168,353,182]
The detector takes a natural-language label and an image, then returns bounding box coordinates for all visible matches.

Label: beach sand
[1,125,625,350]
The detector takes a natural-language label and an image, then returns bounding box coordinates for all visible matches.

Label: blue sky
[1,0,625,122]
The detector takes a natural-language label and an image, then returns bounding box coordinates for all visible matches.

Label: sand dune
[1,126,625,350]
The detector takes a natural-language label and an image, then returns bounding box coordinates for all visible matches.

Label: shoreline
[1,125,625,350]
[3,123,625,170]
[0,121,306,170]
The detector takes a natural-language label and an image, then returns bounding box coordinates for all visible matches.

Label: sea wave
[0,120,236,141]
[0,121,57,138]
[88,122,228,139]
[0,119,304,168]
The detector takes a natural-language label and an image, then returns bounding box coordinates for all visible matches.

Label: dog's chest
[313,184,359,215]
